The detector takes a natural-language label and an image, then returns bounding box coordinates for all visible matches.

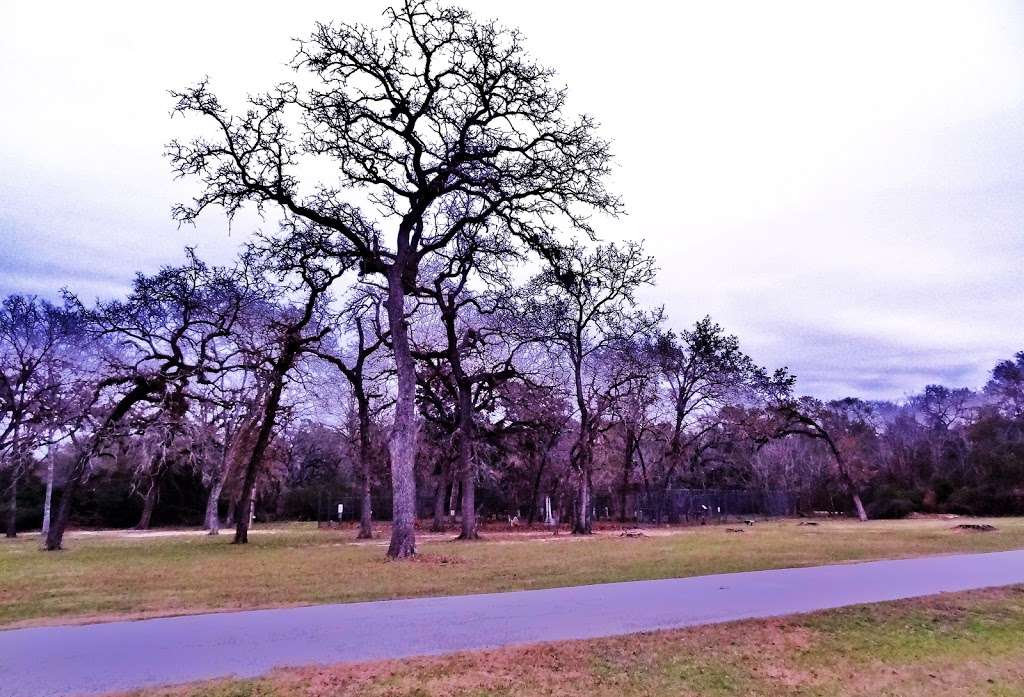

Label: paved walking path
[3,549,1024,697]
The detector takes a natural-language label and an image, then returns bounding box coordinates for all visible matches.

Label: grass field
[117,585,1024,697]
[3,517,1024,629]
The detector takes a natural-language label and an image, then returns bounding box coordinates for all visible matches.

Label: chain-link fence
[638,488,796,523]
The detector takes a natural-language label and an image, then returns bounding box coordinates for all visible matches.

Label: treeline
[4,269,1022,545]
[3,1,1021,557]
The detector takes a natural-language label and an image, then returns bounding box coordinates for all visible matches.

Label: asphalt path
[3,549,1024,697]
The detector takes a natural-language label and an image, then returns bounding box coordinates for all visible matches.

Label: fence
[638,488,796,523]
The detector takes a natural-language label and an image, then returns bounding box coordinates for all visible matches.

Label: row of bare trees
[3,267,1023,548]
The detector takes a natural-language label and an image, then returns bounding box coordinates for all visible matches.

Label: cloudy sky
[3,1,1023,399]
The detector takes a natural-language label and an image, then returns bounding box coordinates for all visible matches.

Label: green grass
[2,517,1024,628]
[120,585,1024,697]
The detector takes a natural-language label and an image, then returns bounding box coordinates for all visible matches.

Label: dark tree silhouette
[986,352,1024,418]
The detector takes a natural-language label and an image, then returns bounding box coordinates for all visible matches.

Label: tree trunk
[572,468,592,534]
[456,387,478,540]
[6,427,20,538]
[526,432,557,525]
[44,377,162,551]
[449,480,460,519]
[356,396,374,540]
[224,497,236,528]
[385,271,417,558]
[45,454,88,550]
[41,447,55,537]
[619,428,635,523]
[852,492,868,522]
[234,368,289,545]
[5,466,17,538]
[526,452,546,525]
[570,417,594,535]
[636,445,652,523]
[431,469,447,532]
[204,474,224,535]
[833,450,869,522]
[458,459,477,539]
[135,480,158,530]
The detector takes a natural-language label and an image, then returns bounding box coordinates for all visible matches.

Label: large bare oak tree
[168,0,619,557]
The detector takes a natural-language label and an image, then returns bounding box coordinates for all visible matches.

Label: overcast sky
[3,1,1023,399]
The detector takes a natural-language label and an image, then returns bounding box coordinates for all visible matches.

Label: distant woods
[3,1,1023,554]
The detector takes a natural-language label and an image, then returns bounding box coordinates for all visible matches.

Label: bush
[944,485,1024,516]
[867,497,916,519]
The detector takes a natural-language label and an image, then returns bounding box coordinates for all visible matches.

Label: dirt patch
[761,663,814,687]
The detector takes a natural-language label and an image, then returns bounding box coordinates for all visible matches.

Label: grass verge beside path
[119,585,1024,697]
[2,517,1024,629]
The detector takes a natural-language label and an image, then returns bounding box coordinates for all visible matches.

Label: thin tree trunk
[204,474,224,535]
[448,480,459,518]
[458,459,477,539]
[619,428,635,523]
[234,372,287,545]
[385,272,417,558]
[852,492,868,522]
[45,454,87,550]
[570,418,594,535]
[41,445,55,537]
[5,466,17,538]
[224,497,236,528]
[356,396,373,539]
[526,451,547,525]
[572,467,592,534]
[431,468,447,532]
[831,447,869,522]
[135,480,158,530]
[6,425,20,538]
[571,354,593,535]
[637,445,652,522]
[456,388,478,540]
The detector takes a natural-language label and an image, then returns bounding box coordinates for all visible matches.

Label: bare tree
[758,396,876,521]
[44,254,252,550]
[641,318,768,521]
[0,296,80,537]
[522,241,659,534]
[313,290,390,539]
[606,337,659,522]
[168,0,619,556]
[228,231,347,544]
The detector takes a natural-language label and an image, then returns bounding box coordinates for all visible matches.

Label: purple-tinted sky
[3,1,1023,400]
